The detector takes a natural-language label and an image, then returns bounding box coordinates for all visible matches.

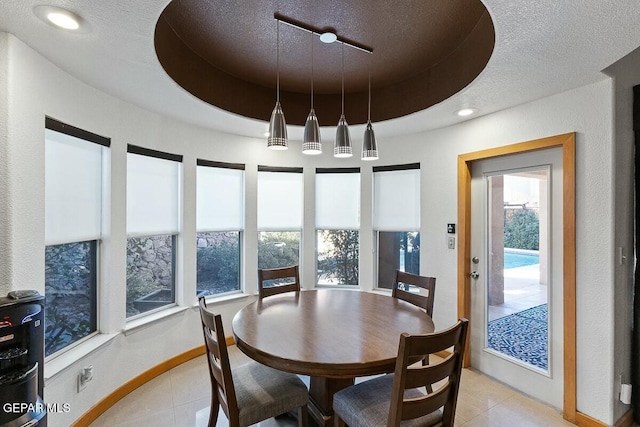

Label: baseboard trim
[576,409,635,427]
[575,411,607,427]
[614,409,634,427]
[70,344,207,427]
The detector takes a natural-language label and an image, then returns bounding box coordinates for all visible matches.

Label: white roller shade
[127,152,180,235]
[197,166,244,231]
[373,168,420,231]
[257,171,303,230]
[45,129,103,245]
[316,172,360,229]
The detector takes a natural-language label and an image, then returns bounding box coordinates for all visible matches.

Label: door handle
[470,271,479,279]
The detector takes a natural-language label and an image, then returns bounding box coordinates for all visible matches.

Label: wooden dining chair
[198,297,309,427]
[333,318,469,427]
[393,270,438,392]
[392,270,436,317]
[258,265,301,299]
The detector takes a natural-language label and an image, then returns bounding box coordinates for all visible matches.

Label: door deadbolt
[470,271,480,279]
[472,256,480,264]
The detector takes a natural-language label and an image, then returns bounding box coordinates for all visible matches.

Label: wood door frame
[457,133,577,422]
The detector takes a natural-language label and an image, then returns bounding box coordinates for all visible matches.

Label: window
[373,164,421,289]
[196,160,244,296]
[316,168,360,286]
[44,117,108,357]
[126,145,182,318]
[257,167,303,269]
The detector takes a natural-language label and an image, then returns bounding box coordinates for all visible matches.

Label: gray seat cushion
[333,374,443,427]
[233,361,309,426]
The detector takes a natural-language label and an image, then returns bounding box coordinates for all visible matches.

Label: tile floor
[488,264,547,322]
[89,345,577,427]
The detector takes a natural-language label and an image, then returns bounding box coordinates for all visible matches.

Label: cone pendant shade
[333,43,352,158]
[302,108,322,154]
[267,101,288,150]
[334,114,352,157]
[302,31,321,155]
[361,120,378,160]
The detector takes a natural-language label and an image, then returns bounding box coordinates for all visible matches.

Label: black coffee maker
[0,290,46,427]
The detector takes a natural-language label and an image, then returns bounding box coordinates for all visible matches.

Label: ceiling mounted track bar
[274,13,373,54]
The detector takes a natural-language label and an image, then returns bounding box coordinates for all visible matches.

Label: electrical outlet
[77,365,93,392]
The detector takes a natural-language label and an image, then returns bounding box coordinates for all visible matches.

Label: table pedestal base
[308,377,354,427]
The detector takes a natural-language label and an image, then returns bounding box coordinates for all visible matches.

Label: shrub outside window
[317,230,359,286]
[44,241,98,357]
[44,119,108,357]
[258,231,300,269]
[197,231,241,296]
[126,146,182,319]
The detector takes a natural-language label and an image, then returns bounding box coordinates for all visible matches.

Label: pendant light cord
[276,20,280,102]
[368,72,371,122]
[311,30,314,109]
[341,42,345,115]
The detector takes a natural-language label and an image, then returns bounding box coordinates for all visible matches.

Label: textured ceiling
[0,1,639,141]
[155,0,494,126]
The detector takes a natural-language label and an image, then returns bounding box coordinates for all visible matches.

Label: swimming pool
[504,250,539,269]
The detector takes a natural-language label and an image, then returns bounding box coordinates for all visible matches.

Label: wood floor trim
[457,133,577,422]
[613,409,634,427]
[70,344,208,427]
[575,411,609,427]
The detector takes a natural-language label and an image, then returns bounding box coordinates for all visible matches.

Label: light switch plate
[448,236,455,249]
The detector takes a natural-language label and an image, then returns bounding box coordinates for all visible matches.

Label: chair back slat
[198,297,239,421]
[258,265,301,299]
[403,353,457,389]
[392,270,436,317]
[388,318,469,427]
[401,383,451,421]
[405,326,464,356]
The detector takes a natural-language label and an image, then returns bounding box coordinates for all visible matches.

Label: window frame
[257,166,304,269]
[125,145,182,319]
[44,117,109,359]
[315,168,361,287]
[372,163,421,290]
[196,159,245,297]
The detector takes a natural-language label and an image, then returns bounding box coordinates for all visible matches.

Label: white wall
[404,83,616,423]
[0,32,9,293]
[0,33,621,425]
[604,45,640,424]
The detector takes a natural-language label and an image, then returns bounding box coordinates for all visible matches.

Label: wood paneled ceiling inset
[154,1,495,126]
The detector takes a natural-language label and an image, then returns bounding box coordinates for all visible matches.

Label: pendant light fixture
[361,72,379,160]
[302,30,321,155]
[267,20,288,150]
[334,42,353,158]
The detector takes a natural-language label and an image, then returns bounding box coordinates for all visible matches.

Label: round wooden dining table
[232,289,434,426]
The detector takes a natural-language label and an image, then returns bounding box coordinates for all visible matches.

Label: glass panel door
[469,146,563,409]
[486,168,549,372]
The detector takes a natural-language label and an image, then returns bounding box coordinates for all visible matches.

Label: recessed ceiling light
[319,32,337,44]
[457,108,475,117]
[34,5,88,32]
[47,11,79,30]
